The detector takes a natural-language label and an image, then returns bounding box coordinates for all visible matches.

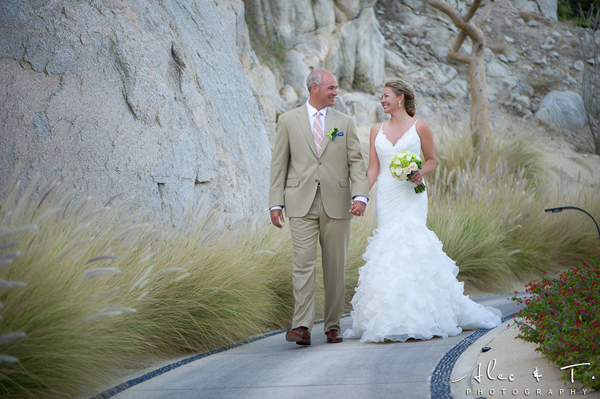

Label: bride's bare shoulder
[415,119,433,138]
[370,122,384,136]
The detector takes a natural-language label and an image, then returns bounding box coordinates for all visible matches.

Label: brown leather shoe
[286,327,311,345]
[326,329,343,343]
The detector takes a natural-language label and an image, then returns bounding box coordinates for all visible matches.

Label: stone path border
[429,313,517,399]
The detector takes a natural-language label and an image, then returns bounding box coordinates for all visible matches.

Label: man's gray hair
[306,68,331,93]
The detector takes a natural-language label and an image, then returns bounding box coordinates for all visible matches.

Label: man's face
[311,72,338,110]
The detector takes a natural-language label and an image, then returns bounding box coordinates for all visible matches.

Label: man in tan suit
[269,69,369,345]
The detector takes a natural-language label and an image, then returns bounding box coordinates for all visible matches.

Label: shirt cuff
[353,195,368,205]
[270,206,283,211]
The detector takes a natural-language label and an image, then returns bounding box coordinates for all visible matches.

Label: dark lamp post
[544,206,600,243]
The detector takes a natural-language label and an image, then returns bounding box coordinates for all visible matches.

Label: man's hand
[349,200,366,217]
[270,208,285,228]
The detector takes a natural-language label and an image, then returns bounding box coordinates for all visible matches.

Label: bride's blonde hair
[384,79,417,117]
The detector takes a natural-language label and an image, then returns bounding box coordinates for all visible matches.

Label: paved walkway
[94,294,595,399]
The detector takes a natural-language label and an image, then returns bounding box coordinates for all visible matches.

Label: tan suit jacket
[269,104,369,218]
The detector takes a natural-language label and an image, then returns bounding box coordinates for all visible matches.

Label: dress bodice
[375,120,422,172]
[373,120,427,229]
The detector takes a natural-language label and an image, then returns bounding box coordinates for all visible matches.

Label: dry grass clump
[0,175,151,398]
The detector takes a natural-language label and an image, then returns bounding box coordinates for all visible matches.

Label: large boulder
[0,0,271,226]
[335,7,385,91]
[336,92,383,128]
[243,0,385,95]
[535,91,588,131]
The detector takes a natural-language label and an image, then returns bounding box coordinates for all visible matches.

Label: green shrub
[558,0,596,23]
[512,254,600,390]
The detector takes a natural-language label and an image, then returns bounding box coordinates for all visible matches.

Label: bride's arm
[414,120,436,180]
[366,123,381,191]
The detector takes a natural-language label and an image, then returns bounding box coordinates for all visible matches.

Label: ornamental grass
[0,119,598,398]
[512,254,600,390]
[0,175,299,398]
[426,122,599,291]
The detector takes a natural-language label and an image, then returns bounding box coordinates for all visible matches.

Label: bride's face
[380,87,402,114]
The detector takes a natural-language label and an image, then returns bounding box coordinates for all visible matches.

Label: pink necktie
[313,112,323,156]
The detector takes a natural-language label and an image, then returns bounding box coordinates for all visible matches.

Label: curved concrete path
[97,294,523,399]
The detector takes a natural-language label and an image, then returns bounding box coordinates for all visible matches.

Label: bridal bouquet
[389,151,426,193]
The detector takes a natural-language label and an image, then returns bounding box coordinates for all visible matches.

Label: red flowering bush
[512,254,600,390]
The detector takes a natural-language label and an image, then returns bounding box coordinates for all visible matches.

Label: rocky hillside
[368,0,600,181]
[372,0,586,125]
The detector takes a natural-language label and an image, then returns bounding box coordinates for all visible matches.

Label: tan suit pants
[288,187,350,333]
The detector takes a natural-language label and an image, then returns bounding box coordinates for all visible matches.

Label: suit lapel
[321,108,338,156]
[294,104,318,158]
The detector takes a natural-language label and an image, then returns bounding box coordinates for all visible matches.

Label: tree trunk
[469,41,491,161]
[427,0,496,164]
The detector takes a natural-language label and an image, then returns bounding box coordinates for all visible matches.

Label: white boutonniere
[327,128,344,141]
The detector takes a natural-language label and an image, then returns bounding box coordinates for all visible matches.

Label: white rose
[399,173,407,180]
[403,167,411,175]
[409,162,418,171]
[405,155,412,162]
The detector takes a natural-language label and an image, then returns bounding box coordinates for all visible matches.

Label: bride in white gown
[344,79,501,343]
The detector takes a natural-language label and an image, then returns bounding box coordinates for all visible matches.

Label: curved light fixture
[545,206,600,243]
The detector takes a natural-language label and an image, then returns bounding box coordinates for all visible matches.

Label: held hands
[350,200,366,217]
[270,209,285,228]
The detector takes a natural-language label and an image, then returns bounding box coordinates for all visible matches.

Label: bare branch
[428,0,463,23]
[475,0,497,26]
[465,0,483,21]
[450,30,467,53]
[448,44,472,63]
[428,0,485,42]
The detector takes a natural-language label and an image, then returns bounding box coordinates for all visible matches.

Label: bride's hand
[410,171,423,185]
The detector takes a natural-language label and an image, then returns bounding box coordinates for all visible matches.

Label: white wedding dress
[344,121,502,343]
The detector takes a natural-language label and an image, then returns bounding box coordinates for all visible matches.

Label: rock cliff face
[0,0,271,225]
